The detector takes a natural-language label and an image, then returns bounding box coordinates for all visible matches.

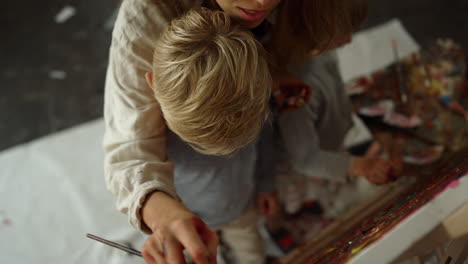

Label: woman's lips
[237,7,269,23]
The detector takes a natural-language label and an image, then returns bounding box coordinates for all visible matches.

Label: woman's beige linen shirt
[103,0,203,233]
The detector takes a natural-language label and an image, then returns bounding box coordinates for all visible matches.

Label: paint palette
[349,39,467,151]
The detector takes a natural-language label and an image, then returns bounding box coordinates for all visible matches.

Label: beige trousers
[217,207,265,264]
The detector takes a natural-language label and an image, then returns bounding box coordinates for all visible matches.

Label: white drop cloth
[0,119,145,264]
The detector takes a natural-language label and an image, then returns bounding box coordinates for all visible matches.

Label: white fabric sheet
[0,119,145,264]
[337,19,420,83]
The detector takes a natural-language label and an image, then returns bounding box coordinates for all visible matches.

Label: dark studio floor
[1,0,468,151]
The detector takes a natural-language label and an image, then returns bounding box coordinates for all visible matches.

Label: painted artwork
[299,149,467,264]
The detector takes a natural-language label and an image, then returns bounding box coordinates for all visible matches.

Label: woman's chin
[236,18,266,29]
[246,20,264,29]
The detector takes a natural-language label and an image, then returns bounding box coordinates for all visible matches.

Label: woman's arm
[103,3,218,263]
[103,25,180,233]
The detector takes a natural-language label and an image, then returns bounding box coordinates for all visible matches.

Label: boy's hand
[141,192,218,264]
[364,141,382,158]
[350,157,398,185]
[257,192,280,217]
[272,69,312,113]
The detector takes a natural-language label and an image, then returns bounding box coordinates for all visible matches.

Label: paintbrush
[86,233,142,257]
[392,39,408,104]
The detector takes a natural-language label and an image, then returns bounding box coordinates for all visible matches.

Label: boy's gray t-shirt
[166,132,255,228]
[166,122,275,228]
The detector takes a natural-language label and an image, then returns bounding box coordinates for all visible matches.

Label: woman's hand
[141,192,218,264]
[257,192,280,217]
[350,156,398,185]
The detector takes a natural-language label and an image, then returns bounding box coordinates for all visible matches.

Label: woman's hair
[268,0,369,65]
[152,0,368,65]
[152,8,272,155]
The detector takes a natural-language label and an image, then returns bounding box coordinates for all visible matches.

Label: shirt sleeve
[103,4,179,234]
[277,88,352,183]
[255,116,279,194]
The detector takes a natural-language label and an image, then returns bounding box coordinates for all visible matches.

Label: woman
[103,0,371,263]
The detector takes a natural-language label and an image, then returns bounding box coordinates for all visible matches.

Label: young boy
[142,8,276,264]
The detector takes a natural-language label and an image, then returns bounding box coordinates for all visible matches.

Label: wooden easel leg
[439,235,468,264]
[436,246,445,262]
[412,256,423,264]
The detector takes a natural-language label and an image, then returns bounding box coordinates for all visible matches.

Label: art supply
[392,39,408,104]
[86,233,142,257]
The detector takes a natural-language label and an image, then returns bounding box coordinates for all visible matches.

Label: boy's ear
[145,72,153,89]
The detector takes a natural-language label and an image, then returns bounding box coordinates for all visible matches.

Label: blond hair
[152,8,272,155]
